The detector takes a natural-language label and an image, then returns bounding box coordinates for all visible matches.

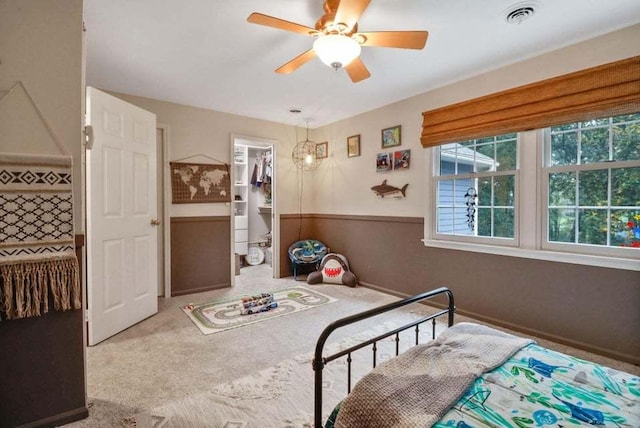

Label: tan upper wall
[106,92,305,217]
[0,0,84,230]
[309,24,640,217]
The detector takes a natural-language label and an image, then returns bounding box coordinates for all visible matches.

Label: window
[427,113,639,268]
[435,133,518,244]
[544,113,640,253]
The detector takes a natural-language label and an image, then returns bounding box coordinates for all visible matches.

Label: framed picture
[170,162,230,203]
[376,152,392,172]
[315,141,328,159]
[393,149,411,170]
[381,125,401,148]
[347,134,361,157]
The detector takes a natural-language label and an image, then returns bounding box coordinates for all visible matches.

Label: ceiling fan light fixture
[313,34,361,69]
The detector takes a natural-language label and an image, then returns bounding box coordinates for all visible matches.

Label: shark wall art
[371,180,409,198]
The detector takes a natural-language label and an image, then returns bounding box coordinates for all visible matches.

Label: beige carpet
[62,264,640,427]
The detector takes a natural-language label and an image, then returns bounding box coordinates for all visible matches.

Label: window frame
[541,123,640,258]
[424,127,640,272]
[431,136,520,247]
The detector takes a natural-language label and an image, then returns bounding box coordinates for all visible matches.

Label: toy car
[240,293,278,315]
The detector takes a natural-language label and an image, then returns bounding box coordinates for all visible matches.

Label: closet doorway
[231,136,277,283]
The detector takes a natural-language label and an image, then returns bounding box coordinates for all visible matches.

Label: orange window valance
[421,55,640,148]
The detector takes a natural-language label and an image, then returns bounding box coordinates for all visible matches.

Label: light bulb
[313,34,361,69]
[305,153,314,164]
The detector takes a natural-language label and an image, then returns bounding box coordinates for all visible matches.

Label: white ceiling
[84,0,640,128]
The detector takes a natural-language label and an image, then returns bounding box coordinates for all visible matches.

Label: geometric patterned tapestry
[0,153,80,320]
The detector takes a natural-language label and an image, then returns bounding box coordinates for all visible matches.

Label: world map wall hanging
[170,161,230,204]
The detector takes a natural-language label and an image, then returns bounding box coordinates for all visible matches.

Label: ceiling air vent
[504,2,540,24]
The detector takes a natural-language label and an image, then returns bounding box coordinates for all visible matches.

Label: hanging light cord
[297,121,309,240]
[297,166,304,241]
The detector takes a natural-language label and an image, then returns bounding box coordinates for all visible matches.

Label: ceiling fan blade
[357,31,429,49]
[344,57,371,83]
[247,13,316,36]
[334,0,371,32]
[275,49,316,74]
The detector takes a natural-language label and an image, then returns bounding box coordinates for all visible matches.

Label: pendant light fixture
[292,121,321,171]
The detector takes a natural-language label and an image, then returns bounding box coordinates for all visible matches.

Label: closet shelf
[258,205,272,214]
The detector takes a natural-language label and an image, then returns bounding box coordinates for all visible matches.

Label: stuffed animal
[307,253,357,287]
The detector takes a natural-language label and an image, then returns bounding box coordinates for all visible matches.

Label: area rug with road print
[182,286,337,335]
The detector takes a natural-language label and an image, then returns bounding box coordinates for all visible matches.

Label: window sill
[422,239,640,271]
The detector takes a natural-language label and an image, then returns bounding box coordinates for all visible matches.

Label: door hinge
[84,310,90,322]
[84,125,94,149]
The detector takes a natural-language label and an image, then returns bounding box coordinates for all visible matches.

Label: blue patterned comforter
[436,343,639,427]
[327,343,639,427]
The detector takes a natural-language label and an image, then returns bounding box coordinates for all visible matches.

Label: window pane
[478,177,491,206]
[580,127,609,164]
[578,209,607,245]
[548,209,575,243]
[476,158,493,173]
[477,137,495,144]
[549,172,575,206]
[497,133,517,141]
[612,113,640,123]
[613,123,640,161]
[581,118,610,128]
[440,144,457,175]
[475,143,495,172]
[454,207,473,235]
[494,208,514,238]
[611,167,640,207]
[437,180,455,205]
[578,170,608,207]
[458,162,474,174]
[496,139,517,171]
[454,179,474,203]
[437,178,481,237]
[477,207,491,236]
[494,175,515,206]
[552,122,578,131]
[611,210,640,248]
[475,143,494,158]
[437,207,454,234]
[550,131,577,166]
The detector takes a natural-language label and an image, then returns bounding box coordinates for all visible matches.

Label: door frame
[158,123,171,297]
[230,134,280,284]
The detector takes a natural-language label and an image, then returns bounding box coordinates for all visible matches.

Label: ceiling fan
[247,0,429,83]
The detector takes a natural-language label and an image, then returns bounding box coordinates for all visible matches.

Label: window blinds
[420,56,640,148]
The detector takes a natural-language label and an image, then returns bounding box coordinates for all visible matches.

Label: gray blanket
[334,322,534,428]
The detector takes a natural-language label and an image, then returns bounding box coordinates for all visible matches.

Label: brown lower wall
[280,214,640,365]
[0,235,88,428]
[170,216,231,296]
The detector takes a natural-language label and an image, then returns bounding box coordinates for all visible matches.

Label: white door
[86,87,158,345]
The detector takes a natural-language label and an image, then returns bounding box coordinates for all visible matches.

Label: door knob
[150,219,161,226]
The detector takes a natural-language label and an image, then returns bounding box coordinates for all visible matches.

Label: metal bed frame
[312,287,455,428]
